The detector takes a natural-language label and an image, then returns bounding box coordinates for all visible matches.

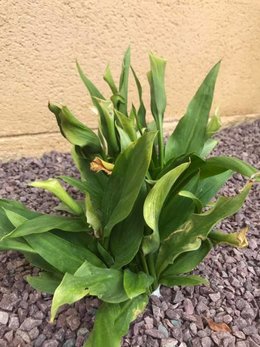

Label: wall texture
[1,0,260,159]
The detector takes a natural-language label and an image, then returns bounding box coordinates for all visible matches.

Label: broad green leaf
[201,156,258,179]
[51,260,128,321]
[156,181,252,274]
[27,272,62,294]
[131,67,146,128]
[200,138,218,158]
[25,233,104,273]
[24,252,59,272]
[110,187,146,269]
[6,215,88,239]
[104,65,118,94]
[102,131,157,237]
[178,190,202,213]
[209,227,249,248]
[3,209,28,228]
[149,53,167,123]
[161,240,212,276]
[0,199,41,219]
[165,62,220,162]
[118,47,131,114]
[160,274,208,287]
[0,238,36,254]
[31,179,82,215]
[85,294,148,347]
[196,170,232,205]
[0,208,16,239]
[159,174,200,239]
[142,161,190,255]
[49,105,101,153]
[116,124,133,152]
[123,270,153,299]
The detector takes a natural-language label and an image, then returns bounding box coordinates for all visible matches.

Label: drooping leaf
[59,176,88,193]
[5,215,88,239]
[27,272,62,294]
[142,161,190,255]
[201,156,259,179]
[49,104,101,153]
[31,179,82,215]
[156,181,253,274]
[0,199,41,219]
[209,227,249,248]
[0,238,36,254]
[3,209,28,228]
[51,260,128,321]
[85,294,148,347]
[165,62,220,162]
[161,240,212,277]
[102,131,157,237]
[25,233,104,273]
[160,274,208,287]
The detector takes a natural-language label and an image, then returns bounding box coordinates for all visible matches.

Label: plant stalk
[158,116,164,169]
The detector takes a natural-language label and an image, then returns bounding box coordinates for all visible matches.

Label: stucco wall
[1,0,260,159]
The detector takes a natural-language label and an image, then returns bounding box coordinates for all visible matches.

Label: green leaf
[160,274,209,287]
[0,238,36,254]
[149,53,167,122]
[76,61,105,102]
[104,65,118,94]
[142,161,190,255]
[206,111,221,138]
[27,272,62,294]
[115,109,137,142]
[201,156,258,179]
[200,138,219,158]
[118,47,131,114]
[178,190,202,213]
[25,233,104,273]
[159,174,200,240]
[123,270,153,299]
[59,176,88,193]
[85,294,148,347]
[196,170,232,205]
[97,242,115,267]
[161,239,212,276]
[110,187,146,269]
[31,179,82,215]
[165,62,220,162]
[49,105,101,153]
[102,131,157,237]
[0,208,16,239]
[131,67,146,128]
[51,260,128,321]
[5,215,88,239]
[0,199,41,219]
[3,209,28,228]
[156,181,253,274]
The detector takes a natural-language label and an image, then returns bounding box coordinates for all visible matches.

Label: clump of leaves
[0,48,259,347]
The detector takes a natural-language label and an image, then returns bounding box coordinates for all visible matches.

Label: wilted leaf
[90,157,114,175]
[206,318,231,333]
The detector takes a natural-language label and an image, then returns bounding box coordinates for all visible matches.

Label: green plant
[0,48,258,347]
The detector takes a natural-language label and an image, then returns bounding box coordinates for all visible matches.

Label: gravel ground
[0,120,259,347]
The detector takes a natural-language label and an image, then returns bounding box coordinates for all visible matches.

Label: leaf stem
[147,253,158,291]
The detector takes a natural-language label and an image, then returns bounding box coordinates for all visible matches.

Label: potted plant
[0,48,258,347]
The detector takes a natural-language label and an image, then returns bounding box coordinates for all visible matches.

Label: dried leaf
[206,318,231,333]
[90,157,114,175]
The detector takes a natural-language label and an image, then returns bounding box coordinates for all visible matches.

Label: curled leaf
[209,227,249,248]
[90,157,114,175]
[206,318,231,333]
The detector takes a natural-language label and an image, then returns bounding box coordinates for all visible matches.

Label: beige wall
[1,0,260,159]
